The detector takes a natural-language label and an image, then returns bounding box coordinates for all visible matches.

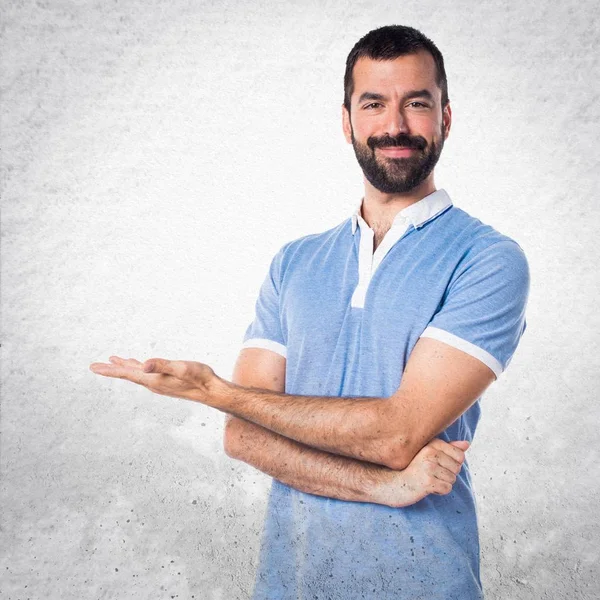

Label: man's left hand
[89,356,220,404]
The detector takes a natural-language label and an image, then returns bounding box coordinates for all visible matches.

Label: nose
[384,107,409,137]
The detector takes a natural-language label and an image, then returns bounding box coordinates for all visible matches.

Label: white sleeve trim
[241,338,287,358]
[419,326,502,380]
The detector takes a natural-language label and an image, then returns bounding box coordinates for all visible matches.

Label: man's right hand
[377,438,470,508]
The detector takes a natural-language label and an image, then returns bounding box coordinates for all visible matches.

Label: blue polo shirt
[241,188,530,600]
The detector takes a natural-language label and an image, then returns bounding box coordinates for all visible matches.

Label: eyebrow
[356,89,435,104]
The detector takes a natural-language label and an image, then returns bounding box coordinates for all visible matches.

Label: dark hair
[343,25,449,112]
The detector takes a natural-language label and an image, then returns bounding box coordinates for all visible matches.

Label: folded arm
[225,413,399,505]
[217,337,495,469]
[224,349,392,504]
[224,348,467,507]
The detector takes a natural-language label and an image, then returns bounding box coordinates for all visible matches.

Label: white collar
[351,188,453,235]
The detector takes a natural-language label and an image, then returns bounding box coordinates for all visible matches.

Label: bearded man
[91,24,530,600]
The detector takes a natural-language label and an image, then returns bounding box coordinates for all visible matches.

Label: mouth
[377,146,417,158]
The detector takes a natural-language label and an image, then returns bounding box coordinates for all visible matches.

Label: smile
[377,147,417,157]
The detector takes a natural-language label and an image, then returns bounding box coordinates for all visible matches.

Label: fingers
[428,439,472,494]
[449,440,471,451]
[416,464,454,496]
[427,438,468,467]
[408,439,472,498]
[89,361,144,383]
[426,453,458,478]
[109,356,143,369]
[107,356,181,376]
[430,478,453,495]
[429,464,456,485]
[419,462,457,496]
[95,356,201,390]
[417,439,468,490]
[142,358,184,376]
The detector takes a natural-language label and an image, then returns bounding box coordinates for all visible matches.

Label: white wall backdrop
[2,1,598,598]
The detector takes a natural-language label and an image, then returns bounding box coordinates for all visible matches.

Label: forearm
[211,378,402,468]
[224,415,397,506]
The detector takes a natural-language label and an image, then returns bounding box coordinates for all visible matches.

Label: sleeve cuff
[241,338,287,358]
[419,326,502,380]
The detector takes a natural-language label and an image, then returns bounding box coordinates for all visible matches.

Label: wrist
[198,373,234,411]
[375,468,417,509]
[372,468,403,508]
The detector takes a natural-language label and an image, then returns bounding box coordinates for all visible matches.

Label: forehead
[351,52,439,100]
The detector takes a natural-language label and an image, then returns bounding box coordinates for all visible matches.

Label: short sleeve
[241,245,287,358]
[419,240,530,380]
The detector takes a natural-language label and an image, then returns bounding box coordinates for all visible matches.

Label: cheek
[352,119,380,142]
[351,111,381,133]
[412,116,440,136]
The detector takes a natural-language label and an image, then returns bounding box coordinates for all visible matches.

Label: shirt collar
[351,188,453,235]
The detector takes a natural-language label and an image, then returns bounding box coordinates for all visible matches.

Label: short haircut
[343,25,449,112]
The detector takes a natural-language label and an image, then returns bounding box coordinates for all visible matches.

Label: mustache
[367,134,427,152]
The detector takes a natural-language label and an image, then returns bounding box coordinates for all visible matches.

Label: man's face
[342,52,451,194]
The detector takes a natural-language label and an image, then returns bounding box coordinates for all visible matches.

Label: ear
[342,104,353,144]
[442,101,452,140]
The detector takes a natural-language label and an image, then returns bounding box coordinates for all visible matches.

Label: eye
[408,101,428,108]
[363,102,383,110]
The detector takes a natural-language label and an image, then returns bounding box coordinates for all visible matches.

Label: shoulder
[276,219,350,265]
[440,205,528,267]
[436,207,530,293]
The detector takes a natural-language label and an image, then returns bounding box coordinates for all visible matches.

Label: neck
[360,176,436,229]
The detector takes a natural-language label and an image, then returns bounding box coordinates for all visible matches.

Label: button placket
[351,227,374,308]
[371,217,409,276]
[351,218,409,309]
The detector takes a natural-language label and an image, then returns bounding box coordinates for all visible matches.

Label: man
[90,25,530,600]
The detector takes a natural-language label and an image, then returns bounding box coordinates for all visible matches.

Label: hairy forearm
[224,415,396,506]
[211,379,403,468]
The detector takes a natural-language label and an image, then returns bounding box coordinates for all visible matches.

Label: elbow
[223,437,236,459]
[383,435,414,471]
[223,415,241,459]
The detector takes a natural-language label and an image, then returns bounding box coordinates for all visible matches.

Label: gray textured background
[2,1,599,599]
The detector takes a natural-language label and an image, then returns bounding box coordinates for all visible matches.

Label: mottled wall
[1,1,598,598]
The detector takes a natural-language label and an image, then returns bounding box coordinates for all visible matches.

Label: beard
[351,126,444,194]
